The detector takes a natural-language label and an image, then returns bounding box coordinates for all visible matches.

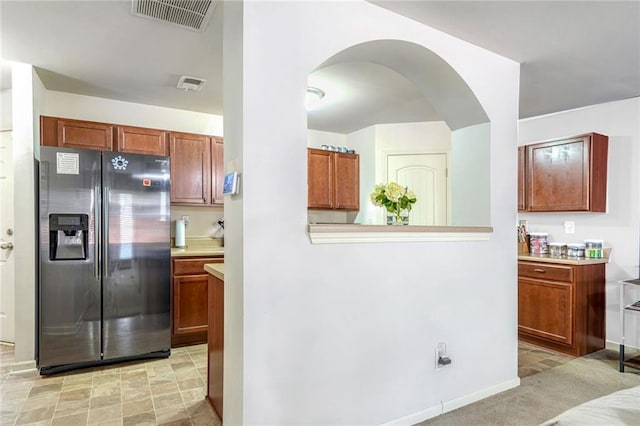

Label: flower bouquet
[370,182,417,225]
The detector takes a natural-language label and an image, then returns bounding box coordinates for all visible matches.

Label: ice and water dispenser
[49,214,89,261]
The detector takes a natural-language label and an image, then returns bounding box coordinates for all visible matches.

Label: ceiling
[1,1,638,134]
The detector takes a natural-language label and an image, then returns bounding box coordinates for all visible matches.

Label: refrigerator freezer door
[101,152,171,360]
[39,147,101,369]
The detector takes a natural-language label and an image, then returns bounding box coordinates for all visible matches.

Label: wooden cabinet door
[518,278,574,345]
[170,132,211,205]
[173,274,209,335]
[334,152,359,210]
[518,146,526,211]
[308,148,333,209]
[57,118,114,151]
[526,134,607,212]
[117,126,168,156]
[211,137,224,205]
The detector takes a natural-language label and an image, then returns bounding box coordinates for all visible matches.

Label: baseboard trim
[606,340,639,351]
[380,377,521,426]
[442,377,520,414]
[10,360,37,373]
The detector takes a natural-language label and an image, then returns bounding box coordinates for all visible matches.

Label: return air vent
[131,0,215,32]
[177,75,206,91]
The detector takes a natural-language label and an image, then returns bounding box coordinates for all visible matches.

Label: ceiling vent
[177,75,207,92]
[131,0,215,32]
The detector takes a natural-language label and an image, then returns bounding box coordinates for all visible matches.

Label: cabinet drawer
[518,262,573,282]
[173,257,222,275]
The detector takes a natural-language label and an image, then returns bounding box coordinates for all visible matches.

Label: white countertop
[204,263,224,281]
[518,253,610,265]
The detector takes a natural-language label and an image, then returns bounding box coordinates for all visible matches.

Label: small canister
[584,239,604,258]
[549,242,567,258]
[529,232,549,255]
[567,243,586,258]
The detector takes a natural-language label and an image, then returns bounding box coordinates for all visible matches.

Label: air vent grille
[132,0,215,32]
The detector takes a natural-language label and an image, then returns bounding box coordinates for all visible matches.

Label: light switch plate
[564,221,575,234]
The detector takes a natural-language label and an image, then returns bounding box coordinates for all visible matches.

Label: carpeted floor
[420,346,640,426]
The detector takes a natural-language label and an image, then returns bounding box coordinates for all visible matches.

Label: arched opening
[306,40,490,227]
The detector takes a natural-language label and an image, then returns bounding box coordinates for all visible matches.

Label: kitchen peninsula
[518,253,609,356]
[204,262,224,419]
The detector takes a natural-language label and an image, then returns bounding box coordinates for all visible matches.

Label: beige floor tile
[92,383,121,398]
[191,413,222,426]
[122,397,154,417]
[93,373,121,386]
[51,411,89,426]
[122,410,157,426]
[94,419,124,426]
[88,404,123,425]
[27,382,63,398]
[54,398,91,418]
[159,419,191,426]
[180,388,205,403]
[170,362,195,372]
[185,399,214,418]
[177,377,204,392]
[173,368,200,380]
[60,387,92,402]
[153,392,184,409]
[122,385,152,401]
[1,388,30,401]
[24,394,60,410]
[15,405,56,425]
[150,382,180,397]
[155,406,190,425]
[91,392,123,409]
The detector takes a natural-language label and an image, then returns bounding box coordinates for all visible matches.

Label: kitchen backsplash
[171,206,224,238]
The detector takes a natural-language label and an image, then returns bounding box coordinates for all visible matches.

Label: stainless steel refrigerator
[38,146,171,374]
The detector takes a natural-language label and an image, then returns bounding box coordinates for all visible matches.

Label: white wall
[224,1,519,424]
[1,89,12,130]
[307,128,346,149]
[518,97,640,346]
[12,63,45,363]
[45,91,223,136]
[451,123,491,226]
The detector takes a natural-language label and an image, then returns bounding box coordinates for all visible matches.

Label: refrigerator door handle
[94,185,101,280]
[103,186,110,278]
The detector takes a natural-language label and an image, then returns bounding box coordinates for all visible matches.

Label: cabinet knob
[533,268,546,273]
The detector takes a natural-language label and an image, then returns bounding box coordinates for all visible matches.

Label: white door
[0,130,15,343]
[387,153,448,226]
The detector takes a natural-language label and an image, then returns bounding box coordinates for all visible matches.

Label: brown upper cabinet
[170,133,224,206]
[41,116,114,151]
[308,148,359,210]
[41,116,168,156]
[519,133,608,212]
[117,126,168,156]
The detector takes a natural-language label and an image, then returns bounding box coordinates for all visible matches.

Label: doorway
[0,130,15,343]
[387,153,448,225]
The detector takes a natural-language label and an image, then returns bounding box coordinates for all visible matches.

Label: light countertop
[518,253,610,265]
[171,237,224,257]
[204,263,224,281]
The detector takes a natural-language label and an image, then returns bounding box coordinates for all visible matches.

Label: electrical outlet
[564,221,575,234]
[181,215,190,228]
[435,342,452,370]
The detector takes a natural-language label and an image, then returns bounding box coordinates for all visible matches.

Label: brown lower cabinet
[518,260,605,356]
[171,256,223,347]
[207,273,224,419]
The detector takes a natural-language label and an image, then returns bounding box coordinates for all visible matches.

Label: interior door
[387,153,448,225]
[0,131,15,343]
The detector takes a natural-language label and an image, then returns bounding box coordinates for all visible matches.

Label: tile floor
[0,343,221,426]
[0,340,572,425]
[517,340,574,377]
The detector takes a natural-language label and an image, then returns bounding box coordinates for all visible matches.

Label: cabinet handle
[534,268,546,273]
